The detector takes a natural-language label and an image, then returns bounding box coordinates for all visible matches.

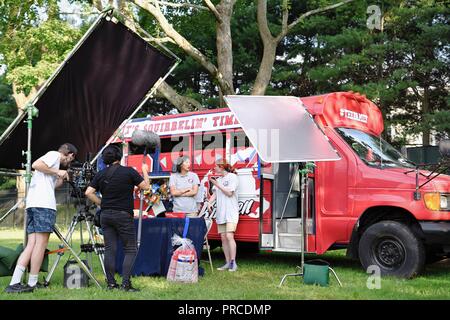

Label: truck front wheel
[358,220,425,278]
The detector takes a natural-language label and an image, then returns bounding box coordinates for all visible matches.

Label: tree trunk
[132,0,233,96]
[251,41,277,95]
[216,1,235,96]
[93,0,104,11]
[422,87,430,146]
[12,83,37,112]
[117,0,136,30]
[253,0,354,96]
[157,81,203,112]
[253,0,282,96]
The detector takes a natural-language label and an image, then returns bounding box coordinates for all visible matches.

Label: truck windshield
[336,128,415,168]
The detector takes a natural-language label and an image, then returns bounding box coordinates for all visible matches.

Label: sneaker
[120,282,140,292]
[4,283,34,294]
[228,261,238,272]
[28,282,47,290]
[106,283,119,290]
[216,262,230,271]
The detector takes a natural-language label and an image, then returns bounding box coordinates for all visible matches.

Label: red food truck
[110,91,450,278]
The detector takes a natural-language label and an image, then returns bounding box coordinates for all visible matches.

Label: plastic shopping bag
[167,234,198,283]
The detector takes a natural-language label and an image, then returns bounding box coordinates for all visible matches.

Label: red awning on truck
[300,91,384,136]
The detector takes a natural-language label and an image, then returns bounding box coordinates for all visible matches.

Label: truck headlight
[424,193,449,211]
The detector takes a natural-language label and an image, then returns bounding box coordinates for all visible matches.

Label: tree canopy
[0,0,448,146]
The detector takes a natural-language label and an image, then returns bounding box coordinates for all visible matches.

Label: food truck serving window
[336,127,414,168]
[231,130,251,148]
[194,132,227,150]
[129,142,145,155]
[161,135,190,153]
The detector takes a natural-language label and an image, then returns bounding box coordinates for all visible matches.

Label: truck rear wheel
[358,220,425,278]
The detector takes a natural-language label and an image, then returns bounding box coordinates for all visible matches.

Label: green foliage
[0,76,16,135]
[0,177,16,190]
[3,19,82,95]
[0,0,447,146]
[135,2,219,114]
[281,0,449,143]
[425,111,450,138]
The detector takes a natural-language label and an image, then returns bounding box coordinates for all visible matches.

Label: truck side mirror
[439,139,450,158]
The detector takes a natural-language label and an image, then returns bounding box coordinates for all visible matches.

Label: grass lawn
[0,229,449,300]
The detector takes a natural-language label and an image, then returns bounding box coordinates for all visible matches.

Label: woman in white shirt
[207,159,239,272]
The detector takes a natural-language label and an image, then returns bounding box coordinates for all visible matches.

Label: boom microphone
[131,130,161,154]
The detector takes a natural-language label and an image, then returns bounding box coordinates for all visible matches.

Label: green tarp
[0,244,49,277]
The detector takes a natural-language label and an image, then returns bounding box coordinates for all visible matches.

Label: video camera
[67,161,97,199]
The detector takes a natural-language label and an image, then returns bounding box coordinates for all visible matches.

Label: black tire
[358,220,425,278]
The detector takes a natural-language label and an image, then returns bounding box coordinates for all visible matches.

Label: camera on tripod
[67,161,96,199]
[44,158,106,288]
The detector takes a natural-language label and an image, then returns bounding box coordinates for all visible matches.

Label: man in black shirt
[85,145,149,291]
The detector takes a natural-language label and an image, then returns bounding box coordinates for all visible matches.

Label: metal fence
[407,146,442,165]
[0,185,80,230]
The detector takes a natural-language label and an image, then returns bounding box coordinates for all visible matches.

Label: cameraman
[85,145,149,292]
[5,143,77,294]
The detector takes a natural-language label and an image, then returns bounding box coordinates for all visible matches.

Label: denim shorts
[26,207,56,234]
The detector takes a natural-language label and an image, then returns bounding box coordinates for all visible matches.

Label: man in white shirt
[5,143,77,293]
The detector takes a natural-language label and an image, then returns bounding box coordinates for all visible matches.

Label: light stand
[137,147,148,250]
[279,162,315,287]
[22,103,39,246]
[0,103,39,242]
[0,103,38,285]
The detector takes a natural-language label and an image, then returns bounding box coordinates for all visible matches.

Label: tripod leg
[278,272,304,287]
[52,226,102,288]
[44,219,79,286]
[94,228,106,276]
[329,267,343,287]
[85,220,106,277]
[0,198,24,224]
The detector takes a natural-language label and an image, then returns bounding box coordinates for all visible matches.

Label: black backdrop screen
[0,18,174,169]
